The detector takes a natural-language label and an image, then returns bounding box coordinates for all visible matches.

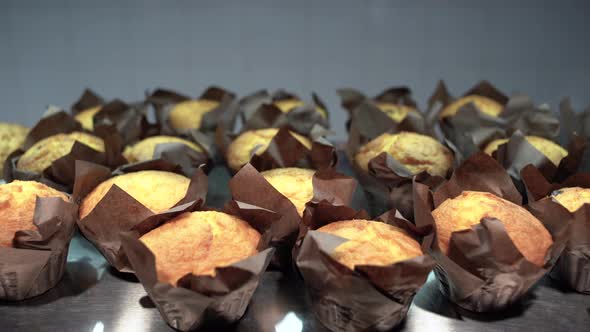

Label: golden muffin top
[17,131,105,174]
[317,220,422,269]
[0,123,28,176]
[74,106,102,131]
[123,135,204,163]
[439,95,503,119]
[432,191,552,266]
[354,131,454,177]
[139,211,260,285]
[168,99,220,132]
[0,180,68,247]
[79,170,190,219]
[374,102,417,123]
[552,187,590,213]
[273,99,327,119]
[484,136,568,166]
[225,128,312,172]
[261,167,315,216]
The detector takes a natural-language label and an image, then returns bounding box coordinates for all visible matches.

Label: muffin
[551,187,590,212]
[354,131,454,177]
[484,136,568,166]
[0,180,68,247]
[0,123,28,176]
[79,170,190,219]
[74,105,102,131]
[374,102,417,123]
[17,132,105,174]
[261,168,315,216]
[139,211,260,285]
[168,99,220,132]
[432,191,552,266]
[274,99,327,119]
[317,220,423,269]
[439,95,503,119]
[123,136,204,163]
[226,128,312,172]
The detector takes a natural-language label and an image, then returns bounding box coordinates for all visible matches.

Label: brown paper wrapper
[3,108,127,192]
[119,189,276,330]
[416,152,570,312]
[228,164,356,271]
[493,130,587,184]
[559,97,590,142]
[0,195,77,301]
[73,160,208,272]
[427,81,560,159]
[71,88,104,114]
[521,165,590,294]
[239,89,329,136]
[295,204,435,332]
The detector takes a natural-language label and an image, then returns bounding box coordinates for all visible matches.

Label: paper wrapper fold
[119,190,275,330]
[4,109,126,191]
[0,196,77,301]
[228,164,356,271]
[416,153,570,312]
[295,207,434,332]
[74,160,208,272]
[238,89,329,136]
[71,88,104,114]
[521,165,590,294]
[428,81,560,159]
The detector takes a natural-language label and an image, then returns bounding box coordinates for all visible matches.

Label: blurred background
[1,0,589,141]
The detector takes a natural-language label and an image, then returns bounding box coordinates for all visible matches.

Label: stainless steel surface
[1,156,589,332]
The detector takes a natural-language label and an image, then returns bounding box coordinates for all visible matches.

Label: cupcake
[261,167,314,216]
[273,98,327,119]
[484,135,568,166]
[438,95,503,119]
[0,123,28,176]
[79,170,190,219]
[123,136,205,163]
[354,131,453,177]
[0,180,69,247]
[432,191,552,266]
[226,128,312,172]
[373,102,418,123]
[17,131,104,174]
[317,219,423,269]
[551,187,590,212]
[74,105,102,131]
[139,211,260,285]
[168,98,220,132]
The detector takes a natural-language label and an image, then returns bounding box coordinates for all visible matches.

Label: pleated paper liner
[71,88,104,115]
[228,164,354,271]
[3,108,127,192]
[72,160,208,272]
[415,152,570,312]
[559,97,590,143]
[216,125,337,174]
[427,80,560,159]
[0,195,77,301]
[119,184,284,330]
[521,165,590,294]
[294,201,435,332]
[337,85,418,131]
[238,89,329,136]
[492,131,587,186]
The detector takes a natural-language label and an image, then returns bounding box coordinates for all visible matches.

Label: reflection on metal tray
[1,155,589,332]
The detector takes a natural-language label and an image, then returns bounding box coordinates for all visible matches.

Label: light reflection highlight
[275,312,303,332]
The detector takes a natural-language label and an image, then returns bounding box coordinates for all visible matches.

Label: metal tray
[1,155,589,332]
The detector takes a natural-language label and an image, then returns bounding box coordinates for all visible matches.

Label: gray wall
[1,0,589,141]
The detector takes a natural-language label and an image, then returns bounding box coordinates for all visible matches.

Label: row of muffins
[1,83,589,332]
